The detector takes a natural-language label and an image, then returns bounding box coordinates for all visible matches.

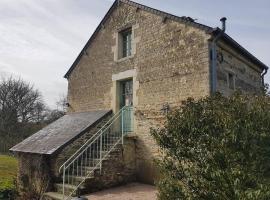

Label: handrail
[64,112,123,170]
[59,106,127,173]
[66,136,123,199]
[60,106,134,200]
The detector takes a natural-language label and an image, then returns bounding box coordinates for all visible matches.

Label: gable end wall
[67,2,211,183]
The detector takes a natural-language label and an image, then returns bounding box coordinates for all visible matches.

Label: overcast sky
[0,0,269,108]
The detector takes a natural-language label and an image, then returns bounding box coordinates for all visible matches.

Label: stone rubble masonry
[17,153,52,197]
[216,41,263,96]
[66,2,263,184]
[18,113,137,197]
[82,137,137,193]
[51,114,137,193]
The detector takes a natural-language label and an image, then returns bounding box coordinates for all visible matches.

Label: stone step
[82,166,100,174]
[87,143,121,152]
[89,158,108,164]
[66,165,98,173]
[55,183,85,196]
[65,160,100,171]
[64,174,95,185]
[43,192,69,200]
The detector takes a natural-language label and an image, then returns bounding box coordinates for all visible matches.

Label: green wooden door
[120,80,134,133]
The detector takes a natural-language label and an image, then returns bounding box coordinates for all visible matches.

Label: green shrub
[0,179,16,200]
[151,93,270,200]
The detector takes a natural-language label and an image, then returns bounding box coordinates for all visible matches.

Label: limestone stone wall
[17,153,52,198]
[216,42,263,95]
[67,2,211,184]
[82,137,137,193]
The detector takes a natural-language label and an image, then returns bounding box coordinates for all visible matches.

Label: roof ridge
[64,0,267,78]
[212,28,268,70]
[119,0,213,30]
[64,0,213,78]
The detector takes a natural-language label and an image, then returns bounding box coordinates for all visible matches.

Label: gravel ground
[85,182,157,200]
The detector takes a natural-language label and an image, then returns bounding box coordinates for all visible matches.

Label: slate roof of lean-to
[10,110,111,155]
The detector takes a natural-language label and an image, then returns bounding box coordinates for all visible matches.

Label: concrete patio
[85,183,157,200]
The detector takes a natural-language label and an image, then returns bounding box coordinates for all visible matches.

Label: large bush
[151,93,270,200]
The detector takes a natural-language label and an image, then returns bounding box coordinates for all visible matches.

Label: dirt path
[86,183,157,200]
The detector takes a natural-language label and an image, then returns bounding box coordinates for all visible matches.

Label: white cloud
[0,0,105,108]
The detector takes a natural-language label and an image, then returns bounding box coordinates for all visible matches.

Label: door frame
[111,69,139,134]
[111,69,137,113]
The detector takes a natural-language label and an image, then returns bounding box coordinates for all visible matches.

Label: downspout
[261,68,268,88]
[210,17,227,94]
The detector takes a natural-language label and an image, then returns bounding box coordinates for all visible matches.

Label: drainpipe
[261,68,268,88]
[210,17,227,94]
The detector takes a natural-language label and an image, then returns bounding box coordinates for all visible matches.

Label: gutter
[210,17,227,94]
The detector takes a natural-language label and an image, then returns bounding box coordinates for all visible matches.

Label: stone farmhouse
[10,0,268,199]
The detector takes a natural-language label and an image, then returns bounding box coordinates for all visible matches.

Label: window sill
[115,55,134,63]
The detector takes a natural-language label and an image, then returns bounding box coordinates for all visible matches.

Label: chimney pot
[220,17,227,32]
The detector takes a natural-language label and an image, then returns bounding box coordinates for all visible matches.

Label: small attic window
[228,72,235,90]
[119,28,132,58]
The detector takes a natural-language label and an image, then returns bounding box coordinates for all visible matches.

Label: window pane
[127,33,132,56]
[121,29,132,58]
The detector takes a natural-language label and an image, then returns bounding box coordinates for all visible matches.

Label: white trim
[112,24,140,62]
[112,69,137,81]
[111,69,139,134]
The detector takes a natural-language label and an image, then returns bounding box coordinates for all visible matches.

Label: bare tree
[0,76,45,136]
[45,94,67,124]
[56,94,68,113]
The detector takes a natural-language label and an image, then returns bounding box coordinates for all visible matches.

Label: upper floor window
[228,72,235,90]
[120,28,132,58]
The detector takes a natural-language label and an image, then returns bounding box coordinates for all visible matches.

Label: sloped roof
[64,0,213,79]
[212,28,268,71]
[64,0,268,78]
[10,110,111,155]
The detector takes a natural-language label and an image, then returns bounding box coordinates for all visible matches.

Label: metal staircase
[57,106,133,200]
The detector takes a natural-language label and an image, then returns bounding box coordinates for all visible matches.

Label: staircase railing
[59,106,133,200]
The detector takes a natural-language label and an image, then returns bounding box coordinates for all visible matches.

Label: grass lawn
[0,155,18,192]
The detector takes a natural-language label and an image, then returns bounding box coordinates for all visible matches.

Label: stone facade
[216,41,263,95]
[82,137,137,192]
[12,1,267,198]
[17,153,52,198]
[66,1,265,184]
[67,2,211,184]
